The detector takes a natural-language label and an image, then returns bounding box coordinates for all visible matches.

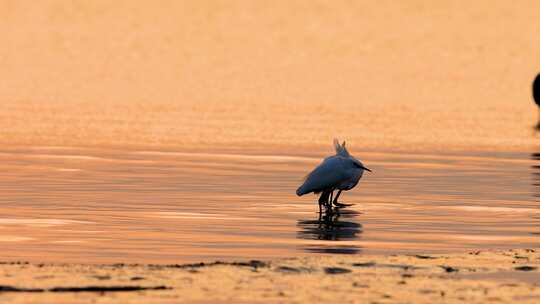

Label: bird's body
[296,139,371,211]
[296,155,363,195]
[533,73,540,128]
[533,73,540,107]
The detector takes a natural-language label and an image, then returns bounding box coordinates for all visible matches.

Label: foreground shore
[0,249,539,303]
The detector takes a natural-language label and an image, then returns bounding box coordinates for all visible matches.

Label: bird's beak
[361,166,372,172]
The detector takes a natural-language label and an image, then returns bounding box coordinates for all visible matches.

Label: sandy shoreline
[0,249,538,303]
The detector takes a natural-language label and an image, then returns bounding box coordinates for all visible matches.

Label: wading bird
[533,73,540,128]
[296,139,371,212]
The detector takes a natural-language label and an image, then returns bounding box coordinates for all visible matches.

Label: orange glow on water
[1,1,540,263]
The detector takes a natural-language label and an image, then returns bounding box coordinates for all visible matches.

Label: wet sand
[0,249,539,303]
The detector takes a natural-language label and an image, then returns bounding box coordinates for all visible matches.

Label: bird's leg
[319,190,334,213]
[323,191,333,211]
[329,190,334,205]
[325,191,333,212]
[318,191,330,212]
[332,190,342,205]
[332,190,352,208]
[318,192,326,206]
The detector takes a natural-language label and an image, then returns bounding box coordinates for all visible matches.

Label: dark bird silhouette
[533,73,540,128]
[296,139,371,212]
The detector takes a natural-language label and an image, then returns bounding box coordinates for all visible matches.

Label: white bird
[296,139,371,212]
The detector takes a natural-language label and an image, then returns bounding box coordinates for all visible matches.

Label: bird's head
[352,158,372,172]
[334,139,372,172]
[333,138,350,157]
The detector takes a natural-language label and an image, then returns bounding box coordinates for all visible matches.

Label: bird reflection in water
[530,153,540,236]
[297,208,362,254]
[532,153,540,195]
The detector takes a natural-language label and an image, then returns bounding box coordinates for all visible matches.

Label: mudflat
[0,249,539,303]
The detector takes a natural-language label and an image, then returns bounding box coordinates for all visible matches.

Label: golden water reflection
[0,146,538,264]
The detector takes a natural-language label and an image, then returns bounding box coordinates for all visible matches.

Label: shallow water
[0,146,538,264]
[2,1,540,265]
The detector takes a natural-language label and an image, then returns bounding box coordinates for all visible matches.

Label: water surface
[0,146,537,264]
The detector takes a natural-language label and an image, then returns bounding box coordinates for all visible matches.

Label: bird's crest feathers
[333,138,350,157]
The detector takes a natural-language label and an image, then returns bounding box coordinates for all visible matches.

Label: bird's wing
[298,156,349,195]
[301,155,337,181]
